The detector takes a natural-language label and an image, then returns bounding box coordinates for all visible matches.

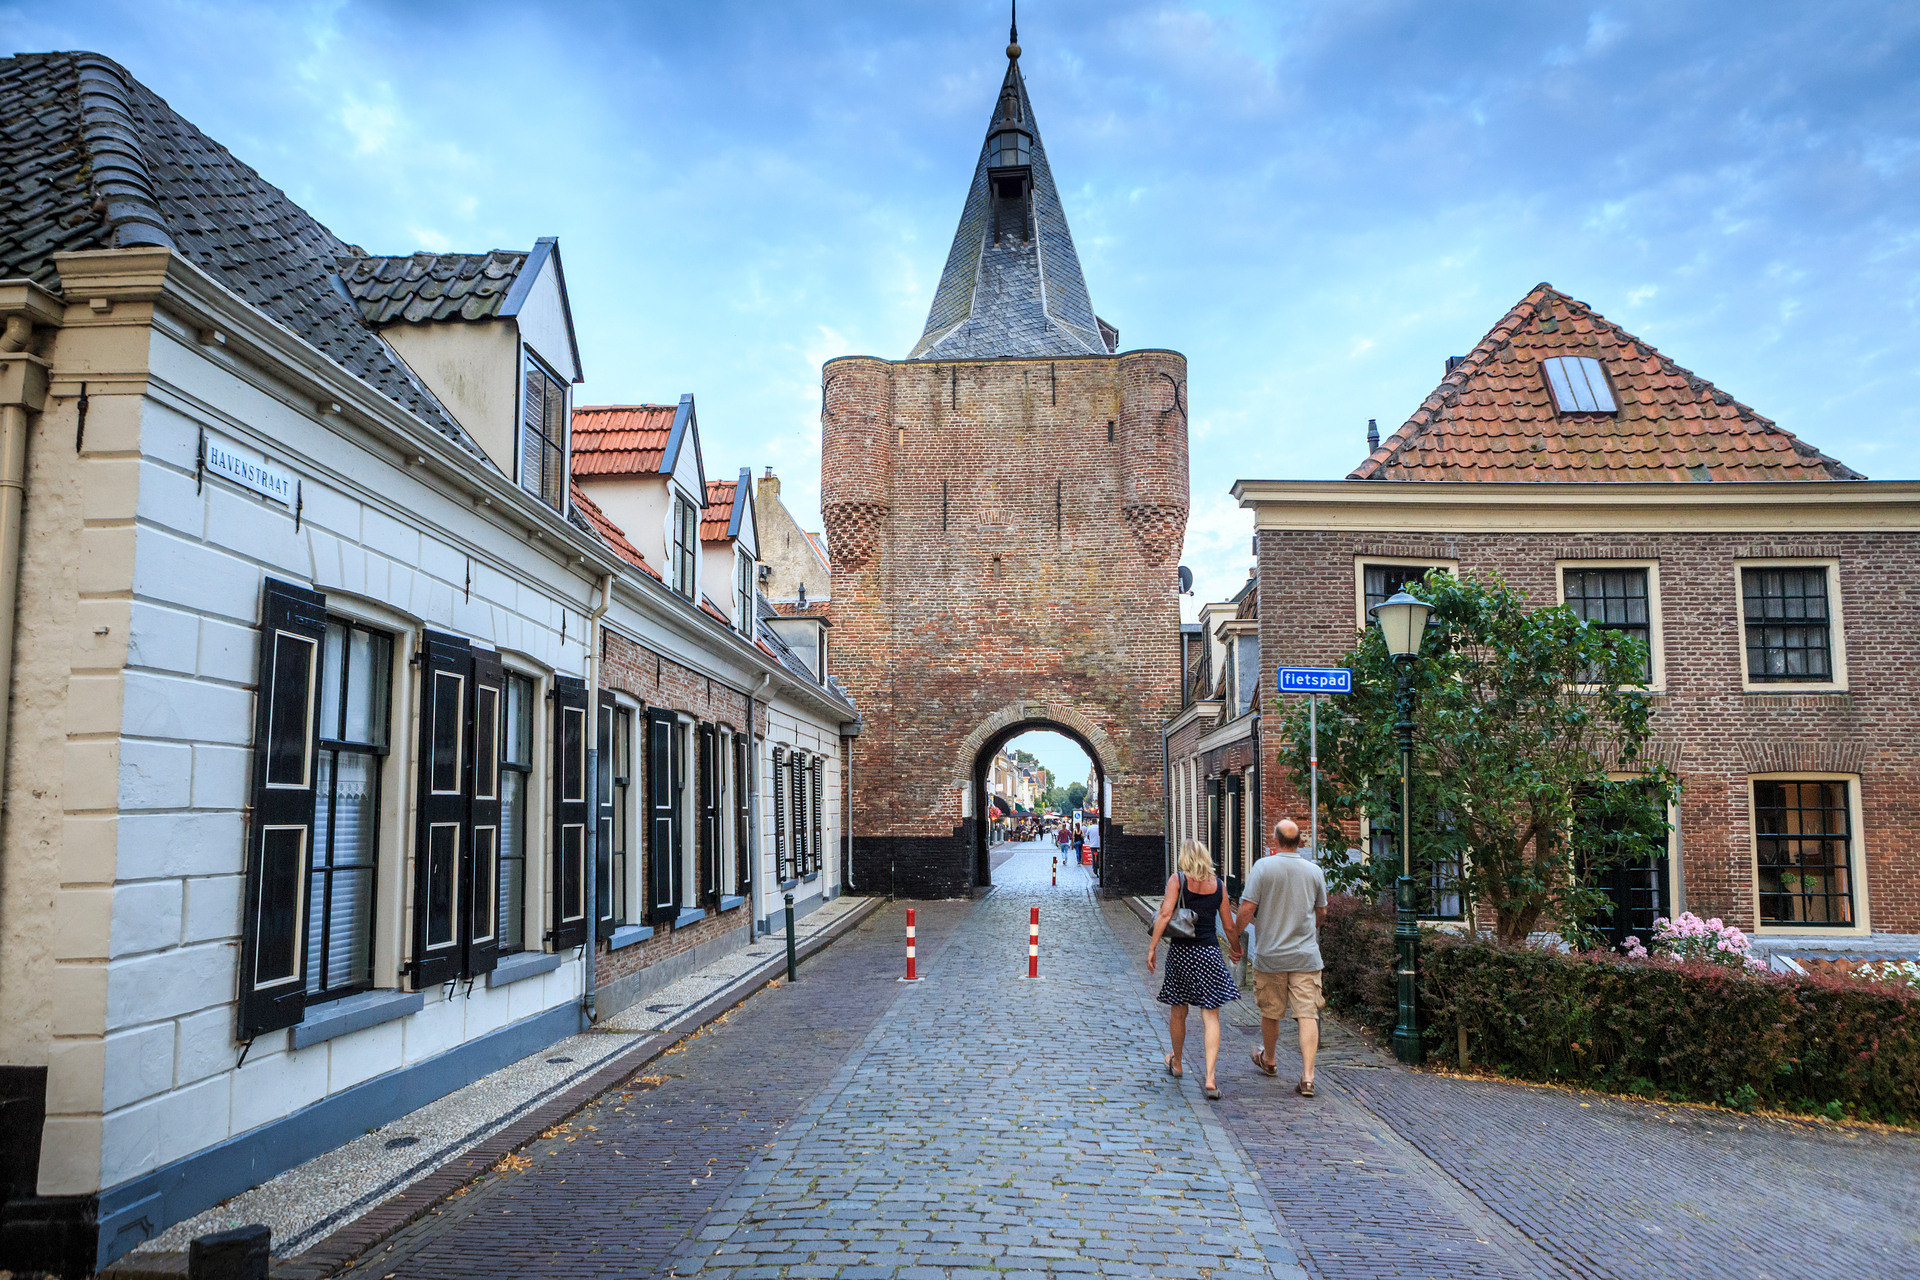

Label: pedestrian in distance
[1146,839,1243,1099]
[1234,818,1329,1097]
[1083,817,1101,873]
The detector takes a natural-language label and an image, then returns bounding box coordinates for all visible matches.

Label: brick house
[754,468,831,613]
[1165,579,1263,896]
[824,33,1185,898]
[0,53,855,1274]
[1233,283,1920,955]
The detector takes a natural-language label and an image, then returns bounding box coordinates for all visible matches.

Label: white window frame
[612,693,645,927]
[669,493,699,600]
[519,350,569,511]
[499,655,549,955]
[718,726,736,896]
[1733,558,1848,693]
[677,712,698,910]
[1747,771,1870,938]
[734,550,754,636]
[1556,559,1666,693]
[1353,557,1459,633]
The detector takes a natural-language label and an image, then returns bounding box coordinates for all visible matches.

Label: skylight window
[1542,356,1618,414]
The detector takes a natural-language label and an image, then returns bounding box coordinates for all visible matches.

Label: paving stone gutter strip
[101,894,883,1280]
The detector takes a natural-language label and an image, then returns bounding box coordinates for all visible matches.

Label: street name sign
[1277,667,1351,694]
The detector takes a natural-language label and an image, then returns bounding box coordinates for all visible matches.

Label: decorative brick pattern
[824,351,1187,898]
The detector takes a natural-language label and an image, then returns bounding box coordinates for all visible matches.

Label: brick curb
[100,895,886,1280]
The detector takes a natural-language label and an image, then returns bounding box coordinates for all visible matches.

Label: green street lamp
[1369,589,1433,1066]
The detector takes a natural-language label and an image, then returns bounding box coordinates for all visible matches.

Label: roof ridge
[71,53,173,251]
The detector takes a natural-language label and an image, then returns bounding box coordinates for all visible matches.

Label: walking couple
[1145,818,1327,1100]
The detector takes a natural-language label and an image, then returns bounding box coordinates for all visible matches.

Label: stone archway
[962,707,1112,889]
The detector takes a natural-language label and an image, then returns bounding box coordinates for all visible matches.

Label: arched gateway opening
[971,722,1103,889]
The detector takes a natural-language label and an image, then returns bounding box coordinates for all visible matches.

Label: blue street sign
[1277,666,1351,694]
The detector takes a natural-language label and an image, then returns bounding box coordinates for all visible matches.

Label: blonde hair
[1176,839,1215,880]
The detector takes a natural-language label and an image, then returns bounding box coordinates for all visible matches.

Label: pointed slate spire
[908,25,1112,360]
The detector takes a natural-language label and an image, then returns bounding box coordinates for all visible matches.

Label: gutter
[581,572,614,1029]
[0,282,62,825]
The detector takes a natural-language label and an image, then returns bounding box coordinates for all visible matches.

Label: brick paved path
[666,841,1302,1279]
[337,840,1920,1280]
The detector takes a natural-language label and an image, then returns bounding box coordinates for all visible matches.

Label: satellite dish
[1177,565,1194,595]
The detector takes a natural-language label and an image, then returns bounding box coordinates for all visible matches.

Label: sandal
[1204,1082,1222,1100]
[1251,1050,1278,1078]
[1164,1053,1183,1078]
[1294,1080,1315,1098]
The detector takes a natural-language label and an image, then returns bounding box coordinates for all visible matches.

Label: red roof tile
[1352,285,1862,483]
[702,479,736,542]
[699,595,733,626]
[570,482,660,579]
[571,405,676,477]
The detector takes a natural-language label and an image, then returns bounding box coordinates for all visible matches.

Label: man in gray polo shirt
[1234,818,1328,1096]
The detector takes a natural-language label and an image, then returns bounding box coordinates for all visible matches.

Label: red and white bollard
[1052,855,1057,886]
[1027,905,1040,979]
[902,907,920,982]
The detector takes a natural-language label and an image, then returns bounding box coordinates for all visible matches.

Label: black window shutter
[811,757,824,876]
[550,675,590,949]
[411,631,472,989]
[237,578,327,1040]
[646,707,677,924]
[595,692,618,941]
[772,746,788,882]
[699,723,720,905]
[464,647,504,978]
[734,735,751,894]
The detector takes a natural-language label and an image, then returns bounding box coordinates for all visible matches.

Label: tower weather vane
[1009,0,1020,59]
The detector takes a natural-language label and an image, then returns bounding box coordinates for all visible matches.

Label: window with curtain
[1742,567,1833,683]
[1363,563,1441,619]
[1755,779,1854,926]
[520,356,567,511]
[497,673,534,952]
[307,619,392,1001]
[1563,567,1653,683]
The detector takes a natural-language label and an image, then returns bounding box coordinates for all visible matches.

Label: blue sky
[8,1,1917,610]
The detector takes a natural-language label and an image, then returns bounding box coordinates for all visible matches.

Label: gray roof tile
[339,250,530,326]
[0,52,486,460]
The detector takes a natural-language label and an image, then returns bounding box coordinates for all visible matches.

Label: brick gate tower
[823,21,1187,897]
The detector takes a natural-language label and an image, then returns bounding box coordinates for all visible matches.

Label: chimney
[759,469,781,500]
[1366,419,1379,451]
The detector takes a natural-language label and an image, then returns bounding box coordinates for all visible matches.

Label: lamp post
[1368,589,1433,1066]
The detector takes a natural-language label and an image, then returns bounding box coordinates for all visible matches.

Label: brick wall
[595,629,760,996]
[823,351,1188,897]
[1255,527,1920,934]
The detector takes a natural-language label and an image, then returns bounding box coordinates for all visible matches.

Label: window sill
[802,871,819,884]
[487,951,563,989]
[607,924,654,950]
[673,908,706,929]
[720,895,746,912]
[291,989,422,1049]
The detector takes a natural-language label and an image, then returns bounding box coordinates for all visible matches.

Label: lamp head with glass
[1369,590,1433,659]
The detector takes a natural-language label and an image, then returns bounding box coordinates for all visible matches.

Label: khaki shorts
[1253,969,1325,1021]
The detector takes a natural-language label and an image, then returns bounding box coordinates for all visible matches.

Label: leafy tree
[1275,570,1674,944]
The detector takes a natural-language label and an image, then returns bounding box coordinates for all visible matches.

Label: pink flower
[1708,918,1724,930]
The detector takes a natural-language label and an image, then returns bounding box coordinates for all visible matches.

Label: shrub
[1420,935,1920,1123]
[1319,894,1400,1029]
[1633,911,1764,972]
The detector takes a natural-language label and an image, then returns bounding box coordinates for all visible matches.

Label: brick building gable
[1353,284,1862,483]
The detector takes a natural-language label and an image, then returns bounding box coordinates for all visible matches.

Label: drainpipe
[0,295,55,820]
[581,572,614,1030]
[841,731,855,893]
[749,672,772,932]
[1160,719,1174,880]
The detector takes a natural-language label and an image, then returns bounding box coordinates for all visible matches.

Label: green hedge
[1320,895,1920,1124]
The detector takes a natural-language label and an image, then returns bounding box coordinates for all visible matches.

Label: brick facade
[823,352,1187,897]
[1250,523,1920,937]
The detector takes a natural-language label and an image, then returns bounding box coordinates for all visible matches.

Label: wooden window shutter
[541,367,566,510]
[645,707,677,924]
[734,735,751,894]
[549,675,590,949]
[791,753,807,876]
[237,578,328,1039]
[772,746,788,882]
[464,646,504,978]
[811,756,824,876]
[520,365,546,500]
[595,692,618,941]
[412,631,472,989]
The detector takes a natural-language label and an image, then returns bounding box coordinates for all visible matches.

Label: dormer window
[521,355,567,510]
[988,128,1031,172]
[987,129,1033,245]
[670,493,698,599]
[734,551,753,636]
[1542,356,1618,414]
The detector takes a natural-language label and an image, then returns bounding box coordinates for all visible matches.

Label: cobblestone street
[338,841,1920,1280]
